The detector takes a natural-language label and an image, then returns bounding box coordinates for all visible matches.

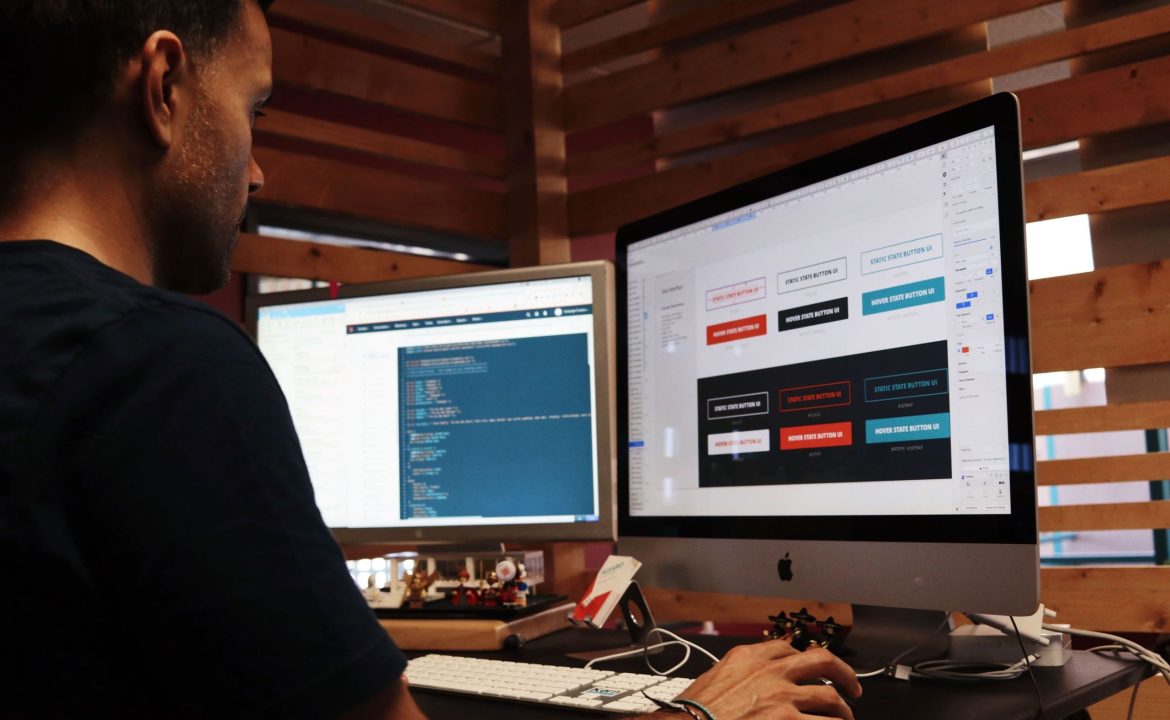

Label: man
[0,1,860,717]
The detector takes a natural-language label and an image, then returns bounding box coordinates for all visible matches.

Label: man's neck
[0,165,153,285]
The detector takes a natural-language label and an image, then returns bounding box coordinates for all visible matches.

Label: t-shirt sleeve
[37,302,406,718]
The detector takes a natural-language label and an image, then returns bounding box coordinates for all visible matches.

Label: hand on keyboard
[669,640,861,720]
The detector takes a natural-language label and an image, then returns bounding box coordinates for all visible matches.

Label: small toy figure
[363,575,381,603]
[480,570,499,607]
[514,563,529,608]
[496,560,519,606]
[449,567,473,605]
[404,566,439,609]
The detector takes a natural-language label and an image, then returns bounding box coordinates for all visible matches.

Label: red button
[706,314,767,345]
[779,421,853,450]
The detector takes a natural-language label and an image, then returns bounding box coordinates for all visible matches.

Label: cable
[1046,624,1170,685]
[1125,680,1140,720]
[583,627,721,676]
[855,612,954,679]
[1011,615,1046,719]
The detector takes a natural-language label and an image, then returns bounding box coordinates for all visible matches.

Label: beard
[146,99,248,295]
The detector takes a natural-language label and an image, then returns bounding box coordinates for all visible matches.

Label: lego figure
[514,563,529,608]
[496,560,518,607]
[480,570,499,607]
[404,566,439,609]
[449,567,473,606]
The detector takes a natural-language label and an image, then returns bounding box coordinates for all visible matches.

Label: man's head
[0,1,274,294]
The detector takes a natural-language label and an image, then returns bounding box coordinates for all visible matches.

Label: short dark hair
[0,1,271,190]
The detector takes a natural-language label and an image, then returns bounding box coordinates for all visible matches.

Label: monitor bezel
[245,260,618,544]
[615,93,1036,547]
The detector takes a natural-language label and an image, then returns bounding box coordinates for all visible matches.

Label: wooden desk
[407,627,1152,720]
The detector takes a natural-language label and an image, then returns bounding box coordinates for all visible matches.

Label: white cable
[583,627,722,677]
[1046,624,1170,684]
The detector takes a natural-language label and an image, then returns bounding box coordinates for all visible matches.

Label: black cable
[1010,616,1046,719]
[1125,680,1140,720]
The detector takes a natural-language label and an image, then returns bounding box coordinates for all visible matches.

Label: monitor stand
[837,605,952,672]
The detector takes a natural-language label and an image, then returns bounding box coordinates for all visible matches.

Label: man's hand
[646,640,862,720]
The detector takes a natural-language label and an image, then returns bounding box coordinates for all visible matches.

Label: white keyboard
[407,654,696,714]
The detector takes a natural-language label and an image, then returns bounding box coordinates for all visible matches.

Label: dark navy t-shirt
[0,241,405,718]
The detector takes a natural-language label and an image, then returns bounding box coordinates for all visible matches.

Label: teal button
[862,277,945,315]
[865,413,951,444]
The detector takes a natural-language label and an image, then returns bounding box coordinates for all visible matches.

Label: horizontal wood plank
[1038,453,1170,486]
[1026,155,1170,223]
[1090,677,1170,720]
[562,0,805,74]
[643,586,851,626]
[1041,500,1170,532]
[259,110,503,178]
[255,147,504,239]
[271,29,501,130]
[269,0,500,74]
[568,5,1170,177]
[231,233,493,283]
[554,0,644,29]
[1036,400,1170,435]
[1041,566,1170,633]
[563,0,1051,131]
[394,0,500,31]
[1030,261,1170,373]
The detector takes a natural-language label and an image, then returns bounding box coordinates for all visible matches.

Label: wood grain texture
[562,0,805,73]
[1042,565,1170,633]
[1089,677,1170,720]
[1030,261,1170,373]
[1026,156,1170,223]
[562,0,1051,131]
[254,147,505,239]
[1040,500,1170,532]
[1038,453,1170,486]
[258,109,504,178]
[269,0,500,73]
[501,0,572,266]
[1036,400,1170,435]
[394,0,500,31]
[230,233,493,283]
[568,5,1170,176]
[271,29,501,130]
[554,0,644,29]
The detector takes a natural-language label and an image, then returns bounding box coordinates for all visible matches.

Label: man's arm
[338,676,427,720]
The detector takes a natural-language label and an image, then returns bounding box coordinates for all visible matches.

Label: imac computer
[246,260,616,545]
[616,94,1037,656]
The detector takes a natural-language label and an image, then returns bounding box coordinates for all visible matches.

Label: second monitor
[248,260,616,545]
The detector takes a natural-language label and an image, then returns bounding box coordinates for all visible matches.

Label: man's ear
[138,31,188,149]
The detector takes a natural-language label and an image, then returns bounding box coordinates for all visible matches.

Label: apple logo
[778,552,794,582]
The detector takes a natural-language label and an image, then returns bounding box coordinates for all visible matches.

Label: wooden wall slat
[561,0,804,74]
[1038,453,1170,486]
[259,110,504,178]
[1040,500,1170,532]
[394,0,500,31]
[1026,156,1170,223]
[1019,53,1170,150]
[255,147,505,239]
[554,0,644,29]
[231,233,493,283]
[1030,260,1170,373]
[269,0,500,74]
[562,0,1052,132]
[1036,400,1170,436]
[1041,566,1170,633]
[271,29,501,131]
[568,5,1170,177]
[643,587,851,626]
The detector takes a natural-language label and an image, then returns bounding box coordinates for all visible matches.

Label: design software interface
[257,276,601,529]
[627,127,1012,519]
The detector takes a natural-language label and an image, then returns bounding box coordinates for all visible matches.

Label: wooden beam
[1036,400,1170,436]
[254,147,505,239]
[562,0,1052,132]
[568,5,1170,177]
[271,28,501,131]
[231,232,493,283]
[1038,453,1170,486]
[1030,260,1170,373]
[1041,566,1170,633]
[1026,155,1170,223]
[554,0,644,29]
[643,587,850,626]
[258,109,504,178]
[394,0,500,31]
[268,0,500,74]
[1040,500,1170,532]
[569,102,950,237]
[562,0,804,74]
[501,0,571,266]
